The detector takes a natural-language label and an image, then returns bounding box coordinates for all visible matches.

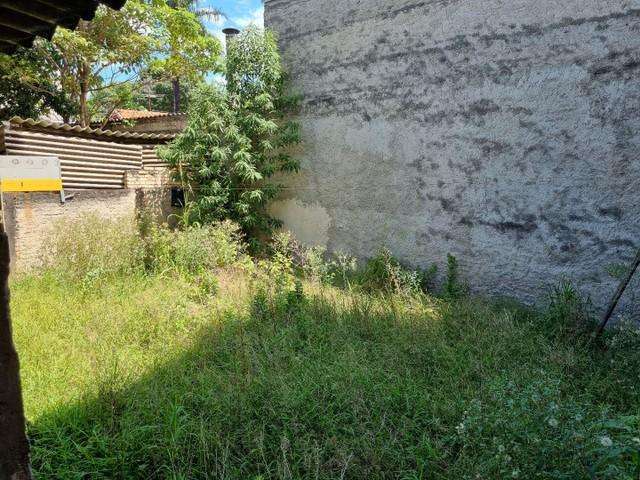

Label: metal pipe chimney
[222,28,240,86]
[222,28,240,51]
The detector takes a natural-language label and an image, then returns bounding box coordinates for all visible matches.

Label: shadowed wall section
[265,0,640,316]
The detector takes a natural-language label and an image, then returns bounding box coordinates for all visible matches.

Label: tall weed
[142,220,247,276]
[356,248,437,295]
[443,253,466,299]
[43,214,144,282]
[541,281,593,338]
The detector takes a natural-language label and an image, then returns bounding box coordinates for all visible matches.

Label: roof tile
[109,109,187,122]
[7,116,176,143]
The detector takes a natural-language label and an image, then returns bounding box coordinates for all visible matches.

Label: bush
[541,281,593,337]
[44,216,249,292]
[254,231,296,293]
[274,233,336,284]
[263,237,439,295]
[142,221,247,277]
[443,253,466,299]
[357,248,437,295]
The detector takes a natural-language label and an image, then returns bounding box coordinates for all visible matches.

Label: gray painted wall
[265,0,640,316]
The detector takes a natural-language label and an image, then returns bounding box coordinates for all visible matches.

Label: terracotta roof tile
[7,117,175,143]
[109,109,186,122]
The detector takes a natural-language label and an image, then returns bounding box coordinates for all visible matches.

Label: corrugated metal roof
[0,0,127,54]
[109,109,187,122]
[8,117,176,143]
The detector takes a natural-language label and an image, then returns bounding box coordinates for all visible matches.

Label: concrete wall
[4,169,177,272]
[126,168,181,228]
[265,0,640,316]
[3,190,137,272]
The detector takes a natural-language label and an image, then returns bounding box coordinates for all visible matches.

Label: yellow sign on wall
[0,178,63,192]
[0,156,63,192]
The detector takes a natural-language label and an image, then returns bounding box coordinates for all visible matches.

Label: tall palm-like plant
[167,0,225,112]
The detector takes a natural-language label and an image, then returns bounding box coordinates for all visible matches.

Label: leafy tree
[160,28,301,237]
[88,83,147,128]
[0,46,75,121]
[33,1,156,126]
[135,78,199,113]
[1,0,222,126]
[165,0,224,113]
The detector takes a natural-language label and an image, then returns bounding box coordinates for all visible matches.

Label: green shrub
[250,233,308,324]
[44,216,248,292]
[293,244,333,284]
[273,233,336,284]
[141,220,248,277]
[264,237,438,295]
[255,231,296,293]
[357,248,436,295]
[332,251,359,287]
[541,281,593,338]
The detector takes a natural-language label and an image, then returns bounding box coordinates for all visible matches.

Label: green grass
[10,221,640,479]
[11,272,640,479]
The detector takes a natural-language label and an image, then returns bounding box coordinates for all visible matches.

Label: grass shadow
[22,281,640,479]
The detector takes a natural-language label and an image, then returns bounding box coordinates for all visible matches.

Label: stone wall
[265,0,640,317]
[4,169,177,272]
[3,190,137,272]
[126,168,180,228]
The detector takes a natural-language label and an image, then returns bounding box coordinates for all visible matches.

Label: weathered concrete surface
[265,0,640,317]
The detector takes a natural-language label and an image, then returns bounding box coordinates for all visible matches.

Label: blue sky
[201,0,264,44]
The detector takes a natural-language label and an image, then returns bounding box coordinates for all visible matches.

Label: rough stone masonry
[265,0,640,316]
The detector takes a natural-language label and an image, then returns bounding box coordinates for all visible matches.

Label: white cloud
[235,6,264,29]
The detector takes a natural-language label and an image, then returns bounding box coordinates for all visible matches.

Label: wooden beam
[35,0,99,21]
[101,0,128,9]
[0,10,57,38]
[0,0,128,54]
[0,2,67,25]
[0,25,37,44]
[0,226,32,479]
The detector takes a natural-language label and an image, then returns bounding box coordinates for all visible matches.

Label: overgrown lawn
[11,219,640,479]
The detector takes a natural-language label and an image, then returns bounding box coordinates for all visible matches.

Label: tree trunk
[172,77,180,113]
[0,227,32,480]
[79,63,90,127]
[76,21,91,127]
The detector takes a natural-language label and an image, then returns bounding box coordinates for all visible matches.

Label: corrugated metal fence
[142,145,167,169]
[2,121,169,190]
